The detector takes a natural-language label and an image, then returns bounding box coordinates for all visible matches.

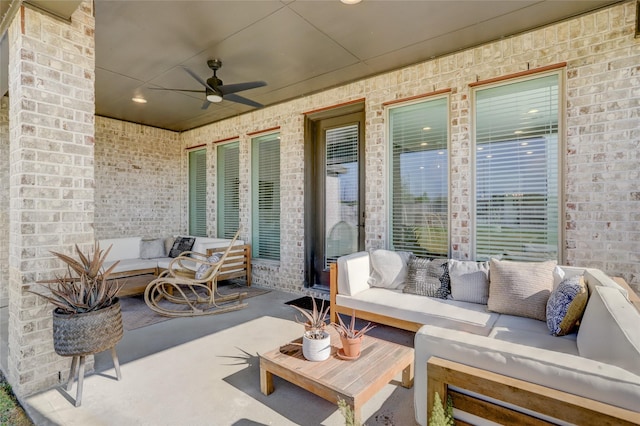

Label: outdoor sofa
[99,235,251,287]
[329,250,640,425]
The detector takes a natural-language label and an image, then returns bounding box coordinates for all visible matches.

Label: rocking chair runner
[143,231,248,317]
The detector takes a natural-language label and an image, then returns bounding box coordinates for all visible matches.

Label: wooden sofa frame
[427,356,640,426]
[206,243,252,286]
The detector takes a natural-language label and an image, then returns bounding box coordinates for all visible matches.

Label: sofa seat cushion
[490,314,578,356]
[413,325,640,426]
[336,288,499,335]
[100,237,142,261]
[104,258,158,274]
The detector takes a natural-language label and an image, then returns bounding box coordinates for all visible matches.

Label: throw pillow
[195,253,222,280]
[140,238,165,259]
[487,259,557,321]
[168,236,196,258]
[448,259,490,304]
[403,256,450,299]
[546,275,588,336]
[367,249,412,290]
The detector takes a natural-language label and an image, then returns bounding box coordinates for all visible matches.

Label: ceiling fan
[152,59,267,110]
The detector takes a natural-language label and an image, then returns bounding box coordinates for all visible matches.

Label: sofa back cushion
[488,259,556,321]
[367,249,411,290]
[100,237,142,262]
[448,259,490,304]
[337,251,370,296]
[577,285,640,376]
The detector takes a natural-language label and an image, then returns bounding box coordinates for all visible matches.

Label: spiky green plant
[290,297,330,339]
[337,397,361,426]
[429,391,454,426]
[332,310,375,339]
[28,244,122,315]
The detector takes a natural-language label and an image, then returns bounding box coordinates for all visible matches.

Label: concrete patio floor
[12,287,417,426]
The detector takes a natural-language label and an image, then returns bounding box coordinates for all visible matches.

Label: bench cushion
[100,237,142,261]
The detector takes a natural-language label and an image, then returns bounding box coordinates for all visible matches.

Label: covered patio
[18,288,416,425]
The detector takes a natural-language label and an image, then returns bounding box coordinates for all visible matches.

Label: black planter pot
[52,299,123,356]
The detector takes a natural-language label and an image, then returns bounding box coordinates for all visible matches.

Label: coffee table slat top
[259,326,414,420]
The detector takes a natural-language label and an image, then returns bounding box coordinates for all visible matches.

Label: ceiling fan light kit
[150,59,266,110]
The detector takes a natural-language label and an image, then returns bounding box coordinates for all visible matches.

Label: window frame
[470,69,565,262]
[188,147,208,237]
[216,140,240,239]
[386,94,451,258]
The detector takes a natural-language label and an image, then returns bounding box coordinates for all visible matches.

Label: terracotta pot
[302,329,331,362]
[340,335,363,359]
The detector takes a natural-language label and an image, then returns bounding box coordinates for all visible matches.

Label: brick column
[7,2,95,396]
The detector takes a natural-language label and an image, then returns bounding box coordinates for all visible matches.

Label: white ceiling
[4,1,622,132]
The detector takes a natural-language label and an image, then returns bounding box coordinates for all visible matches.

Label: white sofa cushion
[448,259,490,304]
[367,249,410,289]
[490,314,578,356]
[336,288,499,335]
[104,258,158,274]
[577,285,640,376]
[100,237,142,262]
[337,251,370,296]
[414,325,640,426]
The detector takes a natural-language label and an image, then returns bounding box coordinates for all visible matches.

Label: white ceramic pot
[302,330,331,362]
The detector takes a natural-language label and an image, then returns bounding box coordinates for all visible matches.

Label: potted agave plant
[290,298,331,362]
[29,244,123,357]
[332,310,375,360]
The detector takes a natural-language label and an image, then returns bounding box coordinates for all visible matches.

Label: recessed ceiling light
[340,0,362,4]
[422,126,431,131]
[132,97,147,104]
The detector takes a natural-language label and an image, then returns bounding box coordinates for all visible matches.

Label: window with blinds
[217,142,239,239]
[389,97,449,258]
[474,73,560,261]
[188,148,207,237]
[251,133,280,260]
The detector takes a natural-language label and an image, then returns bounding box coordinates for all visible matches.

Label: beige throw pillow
[488,259,557,321]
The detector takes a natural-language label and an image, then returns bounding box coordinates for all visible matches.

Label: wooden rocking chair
[143,231,248,317]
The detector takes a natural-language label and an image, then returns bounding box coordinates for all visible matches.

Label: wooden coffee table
[259,327,414,423]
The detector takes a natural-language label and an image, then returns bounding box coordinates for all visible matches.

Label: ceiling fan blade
[201,100,211,110]
[182,67,216,92]
[219,81,267,95]
[149,88,205,93]
[224,93,263,108]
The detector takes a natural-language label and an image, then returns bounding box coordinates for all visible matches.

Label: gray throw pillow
[403,256,450,299]
[195,253,222,280]
[448,259,490,304]
[140,238,165,259]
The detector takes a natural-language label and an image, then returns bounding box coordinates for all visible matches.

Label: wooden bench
[426,356,640,426]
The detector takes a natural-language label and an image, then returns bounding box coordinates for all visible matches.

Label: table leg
[75,355,86,407]
[65,356,79,392]
[260,367,274,395]
[402,362,414,388]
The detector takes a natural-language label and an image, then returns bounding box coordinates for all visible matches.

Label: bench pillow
[403,256,449,299]
[140,238,166,259]
[448,259,490,304]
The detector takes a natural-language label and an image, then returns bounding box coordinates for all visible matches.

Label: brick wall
[94,116,182,239]
[181,0,640,292]
[0,97,8,306]
[7,2,96,395]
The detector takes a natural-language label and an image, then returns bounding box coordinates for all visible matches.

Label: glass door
[307,112,364,289]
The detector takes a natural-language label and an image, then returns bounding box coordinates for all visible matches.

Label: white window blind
[389,98,449,258]
[325,124,359,267]
[252,133,280,260]
[188,148,207,237]
[217,142,239,239]
[474,73,559,261]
